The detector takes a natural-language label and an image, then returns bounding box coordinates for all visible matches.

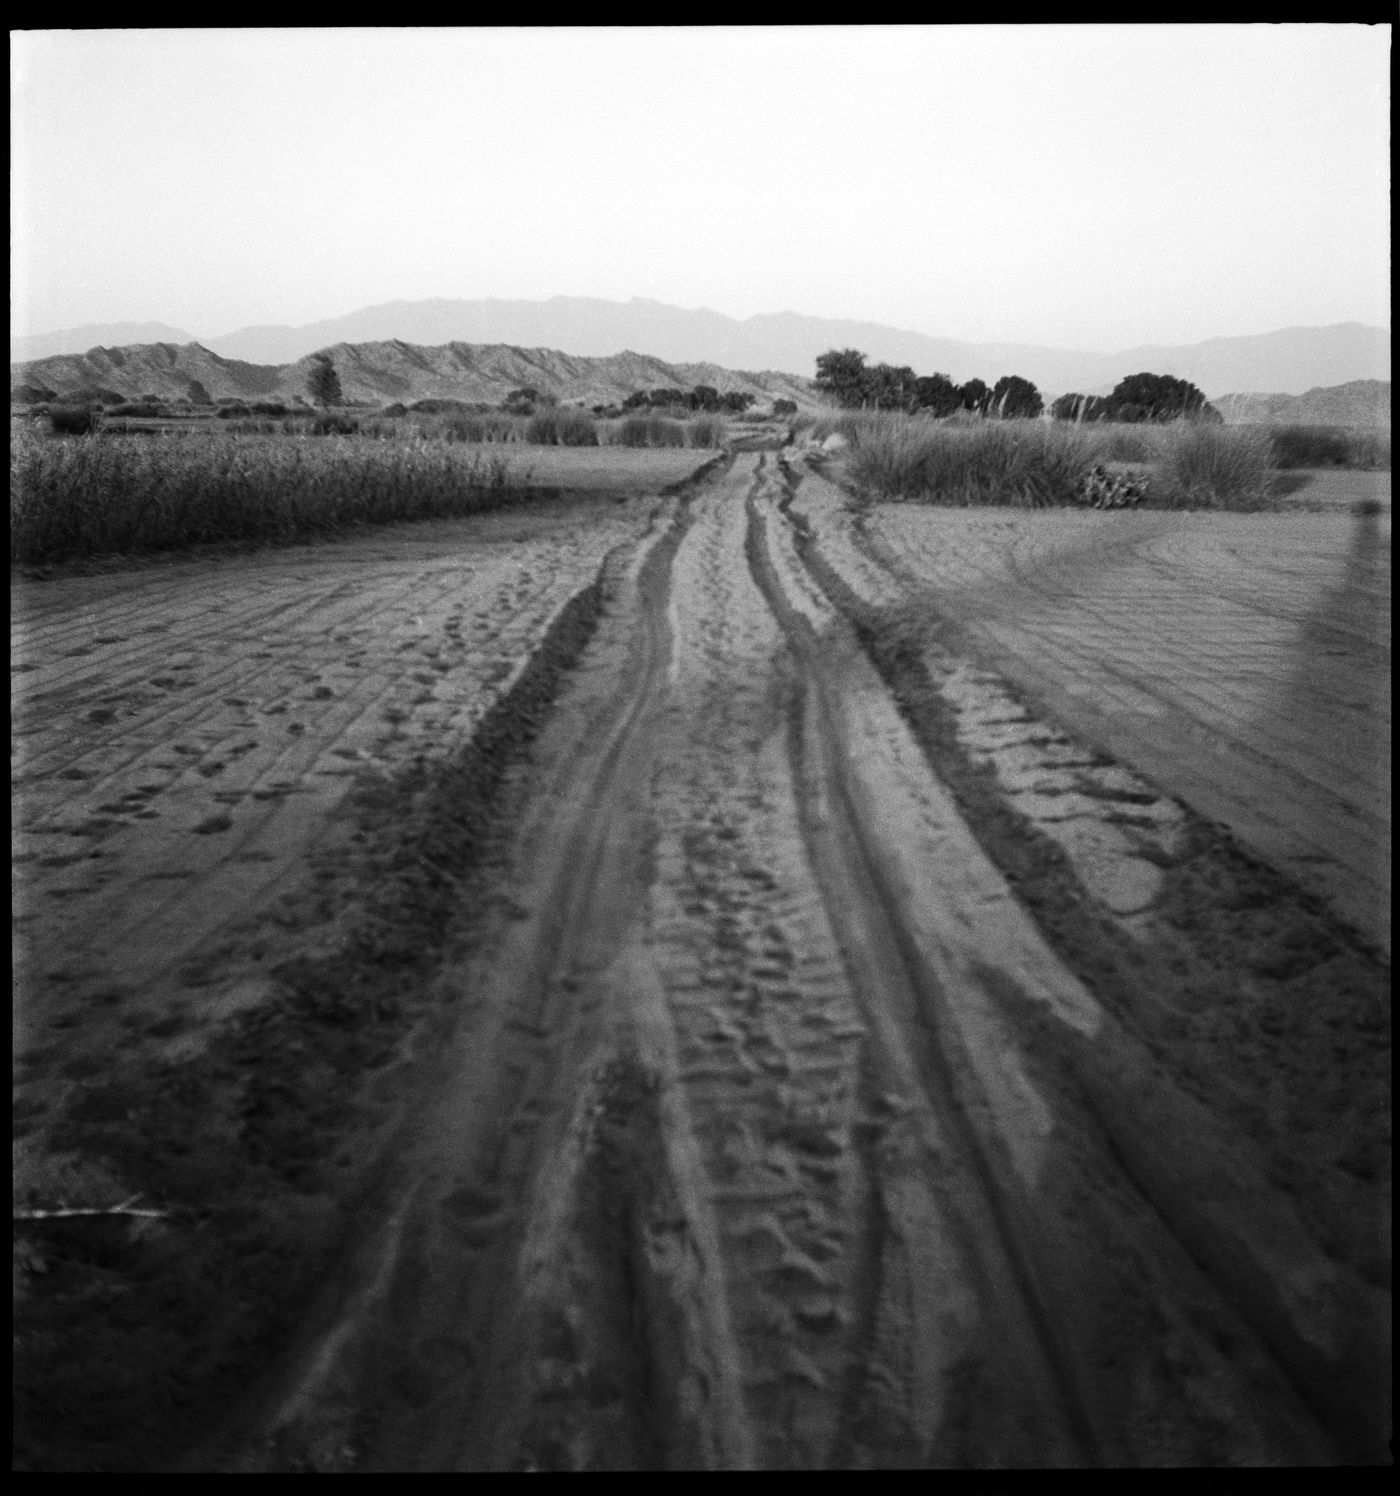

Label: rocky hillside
[10,343,282,403]
[1213,380,1390,427]
[11,339,814,408]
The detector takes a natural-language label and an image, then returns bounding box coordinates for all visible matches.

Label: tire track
[773,458,1388,1463]
[223,487,760,1472]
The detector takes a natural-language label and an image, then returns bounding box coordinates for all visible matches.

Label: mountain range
[10,340,815,410]
[12,297,1391,400]
[1211,380,1390,427]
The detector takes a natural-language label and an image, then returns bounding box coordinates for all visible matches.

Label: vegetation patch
[10,425,536,566]
[1269,423,1392,471]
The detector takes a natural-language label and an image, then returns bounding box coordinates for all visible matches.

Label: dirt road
[13,454,1390,1469]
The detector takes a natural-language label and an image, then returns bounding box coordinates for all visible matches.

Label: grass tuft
[1153,422,1273,508]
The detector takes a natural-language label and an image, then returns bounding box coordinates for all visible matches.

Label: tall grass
[1153,422,1273,508]
[845,416,1101,506]
[686,413,728,449]
[10,425,536,566]
[605,414,689,449]
[525,407,599,446]
[837,412,1282,509]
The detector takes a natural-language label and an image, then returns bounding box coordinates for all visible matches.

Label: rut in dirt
[214,452,1387,1471]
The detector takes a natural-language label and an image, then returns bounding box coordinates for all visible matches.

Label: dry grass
[833,412,1283,509]
[10,423,536,566]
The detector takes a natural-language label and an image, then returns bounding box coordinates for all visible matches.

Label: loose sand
[13,454,1390,1470]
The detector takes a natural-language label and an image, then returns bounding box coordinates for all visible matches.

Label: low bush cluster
[525,407,600,446]
[49,406,99,436]
[837,412,1275,509]
[610,414,688,449]
[1267,424,1390,470]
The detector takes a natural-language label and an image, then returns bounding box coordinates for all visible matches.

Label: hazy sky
[10,24,1391,351]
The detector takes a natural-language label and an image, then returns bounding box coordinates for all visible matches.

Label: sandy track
[161,453,1392,1471]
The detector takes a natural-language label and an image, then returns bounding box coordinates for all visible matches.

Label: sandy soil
[12,456,1390,1470]
[857,477,1391,952]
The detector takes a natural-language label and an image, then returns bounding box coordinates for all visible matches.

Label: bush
[49,406,98,436]
[1269,424,1354,469]
[526,407,599,446]
[610,414,687,448]
[1154,422,1272,508]
[686,413,728,449]
[1093,424,1160,464]
[308,413,360,436]
[846,416,1100,506]
[106,402,166,419]
[1344,428,1391,470]
[215,404,253,420]
[408,398,475,416]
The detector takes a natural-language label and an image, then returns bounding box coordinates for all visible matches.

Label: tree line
[815,349,1217,423]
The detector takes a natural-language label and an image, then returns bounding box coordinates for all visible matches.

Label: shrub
[611,414,686,448]
[856,418,1102,506]
[308,413,360,436]
[526,407,599,446]
[106,402,166,419]
[1154,422,1272,508]
[686,413,728,449]
[1344,428,1391,470]
[1093,424,1160,464]
[49,406,98,436]
[1269,424,1354,469]
[215,404,253,420]
[409,398,474,416]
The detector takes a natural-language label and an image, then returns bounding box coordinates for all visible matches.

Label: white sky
[10,24,1392,351]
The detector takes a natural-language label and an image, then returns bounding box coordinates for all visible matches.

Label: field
[12,431,1391,1470]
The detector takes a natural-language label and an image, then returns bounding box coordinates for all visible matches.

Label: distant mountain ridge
[13,297,1390,397]
[1213,380,1390,427]
[10,322,196,363]
[9,338,815,409]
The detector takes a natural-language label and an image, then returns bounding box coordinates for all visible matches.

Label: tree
[689,384,721,412]
[720,390,756,413]
[862,363,919,410]
[958,377,990,415]
[814,348,869,407]
[772,399,798,418]
[187,379,212,406]
[989,375,1044,420]
[306,355,342,408]
[504,386,546,415]
[911,372,962,417]
[1050,392,1109,422]
[1104,372,1213,423]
